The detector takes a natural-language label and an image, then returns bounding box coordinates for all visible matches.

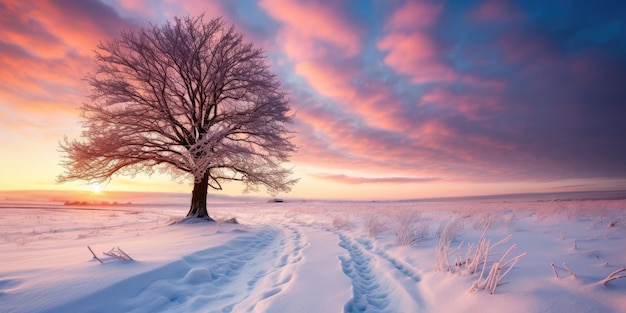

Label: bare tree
[58,16,297,219]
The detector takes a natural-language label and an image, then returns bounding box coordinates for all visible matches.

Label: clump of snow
[0,194,625,312]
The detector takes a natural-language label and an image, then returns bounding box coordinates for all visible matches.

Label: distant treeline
[63,200,132,206]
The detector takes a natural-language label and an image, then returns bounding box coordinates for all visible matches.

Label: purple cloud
[312,173,441,185]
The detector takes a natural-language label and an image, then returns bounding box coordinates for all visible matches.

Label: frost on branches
[58,16,297,219]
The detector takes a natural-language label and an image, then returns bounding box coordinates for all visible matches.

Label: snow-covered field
[1,192,626,313]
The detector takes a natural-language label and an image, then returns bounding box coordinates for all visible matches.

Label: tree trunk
[186,172,214,220]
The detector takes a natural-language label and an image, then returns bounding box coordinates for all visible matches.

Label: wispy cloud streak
[313,173,441,185]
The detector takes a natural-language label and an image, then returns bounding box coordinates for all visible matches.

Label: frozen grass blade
[550,262,576,278]
[600,267,626,285]
[103,246,134,261]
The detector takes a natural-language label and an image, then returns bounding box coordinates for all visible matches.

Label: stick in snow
[550,262,559,278]
[600,267,626,285]
[562,263,576,277]
[87,246,103,264]
[550,262,576,278]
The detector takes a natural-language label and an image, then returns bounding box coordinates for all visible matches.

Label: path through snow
[338,234,423,313]
[42,223,428,313]
[45,225,308,313]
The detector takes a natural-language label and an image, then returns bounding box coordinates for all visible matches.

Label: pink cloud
[386,1,443,29]
[285,69,515,181]
[260,0,409,132]
[162,1,225,20]
[0,50,91,119]
[377,32,456,84]
[1,2,70,59]
[0,0,134,134]
[33,1,132,56]
[290,109,380,168]
[259,0,532,183]
[259,0,361,58]
[294,61,404,130]
[419,81,505,121]
[470,0,523,23]
[377,2,511,123]
[294,61,358,101]
[378,1,455,84]
[291,105,453,180]
[116,0,161,18]
[290,101,532,183]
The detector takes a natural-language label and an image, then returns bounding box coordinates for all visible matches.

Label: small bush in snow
[394,213,429,246]
[472,212,492,230]
[364,215,388,237]
[332,215,353,230]
[469,244,526,294]
[435,230,526,294]
[435,230,510,274]
[436,217,463,243]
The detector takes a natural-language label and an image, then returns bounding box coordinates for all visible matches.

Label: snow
[1,192,625,312]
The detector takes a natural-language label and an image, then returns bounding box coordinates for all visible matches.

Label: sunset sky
[1,0,625,200]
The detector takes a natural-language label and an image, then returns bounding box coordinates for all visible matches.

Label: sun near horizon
[89,184,103,194]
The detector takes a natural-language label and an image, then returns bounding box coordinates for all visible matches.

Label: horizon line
[1,188,625,203]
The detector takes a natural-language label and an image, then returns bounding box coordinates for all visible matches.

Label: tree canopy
[59,15,297,218]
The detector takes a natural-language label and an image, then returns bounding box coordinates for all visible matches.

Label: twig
[499,252,526,283]
[562,263,576,277]
[550,262,559,278]
[550,262,576,278]
[116,246,133,261]
[600,267,626,285]
[87,246,103,264]
[103,246,133,261]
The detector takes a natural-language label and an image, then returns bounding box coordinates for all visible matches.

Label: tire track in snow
[338,234,423,313]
